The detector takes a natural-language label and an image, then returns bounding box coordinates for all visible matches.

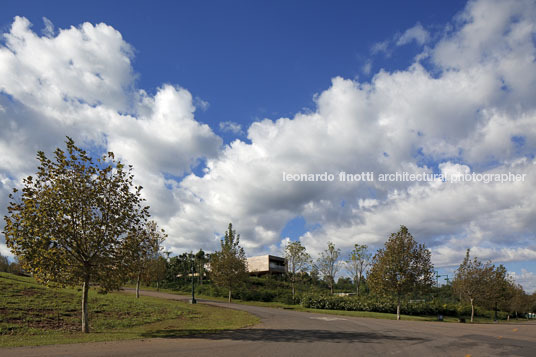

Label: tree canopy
[453,249,514,322]
[284,240,311,301]
[3,138,151,332]
[368,226,434,320]
[346,244,371,296]
[209,223,248,302]
[316,241,341,294]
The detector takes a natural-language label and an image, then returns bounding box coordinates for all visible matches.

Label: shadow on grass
[141,328,428,344]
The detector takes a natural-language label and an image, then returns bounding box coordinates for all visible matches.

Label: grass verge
[0,272,259,348]
[137,285,528,324]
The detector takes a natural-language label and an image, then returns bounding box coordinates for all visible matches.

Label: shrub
[300,294,501,318]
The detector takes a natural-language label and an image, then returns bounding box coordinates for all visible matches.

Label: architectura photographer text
[281,171,527,184]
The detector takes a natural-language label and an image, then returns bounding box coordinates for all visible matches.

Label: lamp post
[190,254,197,304]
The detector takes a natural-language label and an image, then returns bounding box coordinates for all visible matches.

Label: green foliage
[367,226,434,319]
[453,249,516,322]
[209,223,248,302]
[3,138,151,332]
[0,254,25,275]
[315,241,341,294]
[300,294,508,319]
[284,240,311,300]
[123,220,167,297]
[345,244,371,296]
[0,272,258,347]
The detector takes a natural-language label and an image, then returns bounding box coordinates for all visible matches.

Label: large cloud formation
[0,0,535,290]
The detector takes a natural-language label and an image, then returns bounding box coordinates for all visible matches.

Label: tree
[124,220,166,298]
[3,138,149,332]
[485,264,514,321]
[316,241,341,294]
[209,223,248,303]
[284,241,311,301]
[504,283,530,319]
[0,253,9,272]
[452,249,493,323]
[345,244,371,296]
[144,254,168,291]
[368,226,434,320]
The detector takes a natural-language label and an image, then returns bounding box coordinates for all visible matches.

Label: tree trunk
[356,277,360,297]
[156,281,159,292]
[470,298,475,323]
[228,289,232,303]
[396,297,401,321]
[81,276,90,333]
[330,282,334,294]
[136,272,141,299]
[292,280,296,302]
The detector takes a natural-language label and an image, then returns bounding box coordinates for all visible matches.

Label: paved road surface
[3,289,535,356]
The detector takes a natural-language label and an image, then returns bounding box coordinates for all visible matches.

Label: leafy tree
[0,253,8,272]
[209,223,248,302]
[144,254,168,291]
[124,220,166,298]
[485,264,514,320]
[503,283,530,319]
[368,226,434,320]
[345,244,371,296]
[452,249,493,323]
[3,138,149,332]
[316,241,341,294]
[284,241,311,301]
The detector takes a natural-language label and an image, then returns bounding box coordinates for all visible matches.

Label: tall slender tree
[125,220,167,298]
[316,241,341,294]
[284,241,311,301]
[452,249,512,323]
[3,138,150,332]
[346,244,371,296]
[368,226,434,320]
[209,223,248,303]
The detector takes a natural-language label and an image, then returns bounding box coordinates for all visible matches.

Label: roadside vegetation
[129,226,536,323]
[1,138,535,350]
[0,272,258,348]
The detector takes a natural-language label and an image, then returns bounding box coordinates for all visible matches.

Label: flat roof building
[247,255,287,276]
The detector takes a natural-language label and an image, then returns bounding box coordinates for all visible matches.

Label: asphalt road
[3,289,535,357]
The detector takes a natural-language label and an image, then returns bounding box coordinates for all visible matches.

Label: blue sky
[1,0,535,291]
[1,0,466,143]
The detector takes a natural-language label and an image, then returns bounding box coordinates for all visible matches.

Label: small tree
[453,250,514,322]
[144,254,168,291]
[368,226,434,320]
[485,264,514,320]
[3,138,149,332]
[316,242,341,294]
[452,249,493,323]
[124,220,167,298]
[345,244,371,296]
[284,241,311,301]
[209,223,248,303]
[0,253,9,272]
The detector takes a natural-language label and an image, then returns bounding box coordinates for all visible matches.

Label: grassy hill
[0,272,258,347]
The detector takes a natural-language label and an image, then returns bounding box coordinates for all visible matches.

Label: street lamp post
[190,254,197,304]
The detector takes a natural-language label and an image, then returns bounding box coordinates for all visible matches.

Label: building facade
[247,255,287,275]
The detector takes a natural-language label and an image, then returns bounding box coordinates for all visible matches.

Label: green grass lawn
[138,285,526,324]
[0,272,259,348]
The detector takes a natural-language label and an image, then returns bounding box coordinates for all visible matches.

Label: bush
[300,294,501,318]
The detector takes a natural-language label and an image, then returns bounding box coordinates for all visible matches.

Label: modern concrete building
[247,255,287,276]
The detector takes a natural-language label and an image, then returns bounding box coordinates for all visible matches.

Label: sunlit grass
[0,272,259,347]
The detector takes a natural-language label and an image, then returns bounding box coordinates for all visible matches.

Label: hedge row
[301,294,505,318]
